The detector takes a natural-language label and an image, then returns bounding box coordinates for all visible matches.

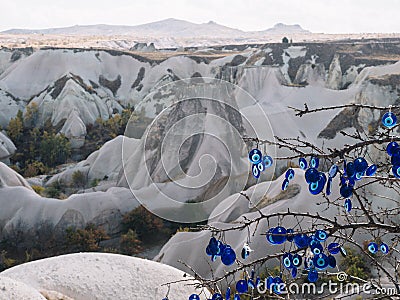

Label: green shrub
[44,181,63,199]
[340,247,371,280]
[120,229,142,255]
[122,205,165,241]
[72,170,87,188]
[65,223,109,252]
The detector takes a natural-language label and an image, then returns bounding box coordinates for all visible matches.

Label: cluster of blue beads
[184,112,397,300]
[387,141,400,178]
[206,237,236,265]
[368,242,389,255]
[281,168,295,191]
[382,111,400,177]
[203,238,261,299]
[292,155,377,212]
[248,149,273,179]
[265,227,345,286]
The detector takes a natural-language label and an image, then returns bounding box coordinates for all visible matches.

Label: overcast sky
[1,0,399,33]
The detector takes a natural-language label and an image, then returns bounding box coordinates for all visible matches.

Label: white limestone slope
[0,132,16,162]
[0,162,31,189]
[0,162,138,233]
[59,110,87,149]
[0,89,24,128]
[1,253,207,300]
[0,276,46,300]
[48,135,140,186]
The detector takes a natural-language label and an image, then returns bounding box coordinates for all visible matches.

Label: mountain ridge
[1,18,310,36]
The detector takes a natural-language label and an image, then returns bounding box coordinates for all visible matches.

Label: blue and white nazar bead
[387,141,399,156]
[328,164,338,178]
[241,243,252,259]
[263,155,273,168]
[309,173,326,195]
[285,168,295,180]
[368,242,379,254]
[248,149,262,164]
[310,156,319,168]
[382,111,397,128]
[299,157,308,170]
[344,198,352,212]
[251,164,260,179]
[380,243,389,254]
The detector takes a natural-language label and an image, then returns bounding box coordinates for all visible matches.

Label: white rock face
[326,53,342,89]
[0,276,46,300]
[1,253,208,300]
[0,132,16,162]
[0,158,140,234]
[59,110,87,148]
[32,77,111,127]
[0,89,23,128]
[48,135,140,186]
[0,185,139,234]
[0,162,31,189]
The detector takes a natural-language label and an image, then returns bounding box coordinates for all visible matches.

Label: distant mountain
[2,19,245,37]
[263,23,311,34]
[2,19,310,37]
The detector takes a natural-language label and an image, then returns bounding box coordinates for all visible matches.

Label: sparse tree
[122,205,165,241]
[7,110,23,142]
[72,170,87,188]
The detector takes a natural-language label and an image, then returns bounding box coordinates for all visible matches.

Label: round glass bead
[308,270,318,282]
[315,230,328,242]
[328,164,338,178]
[294,234,309,248]
[328,242,340,255]
[382,112,397,128]
[354,157,368,173]
[236,280,248,294]
[270,226,287,244]
[380,243,389,254]
[392,165,400,178]
[344,199,352,212]
[257,161,265,172]
[285,168,295,181]
[368,242,378,254]
[212,293,223,300]
[310,156,319,169]
[326,176,332,195]
[248,149,262,164]
[221,246,236,266]
[299,157,307,170]
[345,162,356,178]
[263,155,273,168]
[305,168,320,183]
[292,254,302,267]
[291,267,297,278]
[386,141,399,156]
[328,255,337,268]
[286,228,294,242]
[313,253,329,270]
[282,178,289,191]
[283,253,293,269]
[340,184,353,198]
[366,164,377,176]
